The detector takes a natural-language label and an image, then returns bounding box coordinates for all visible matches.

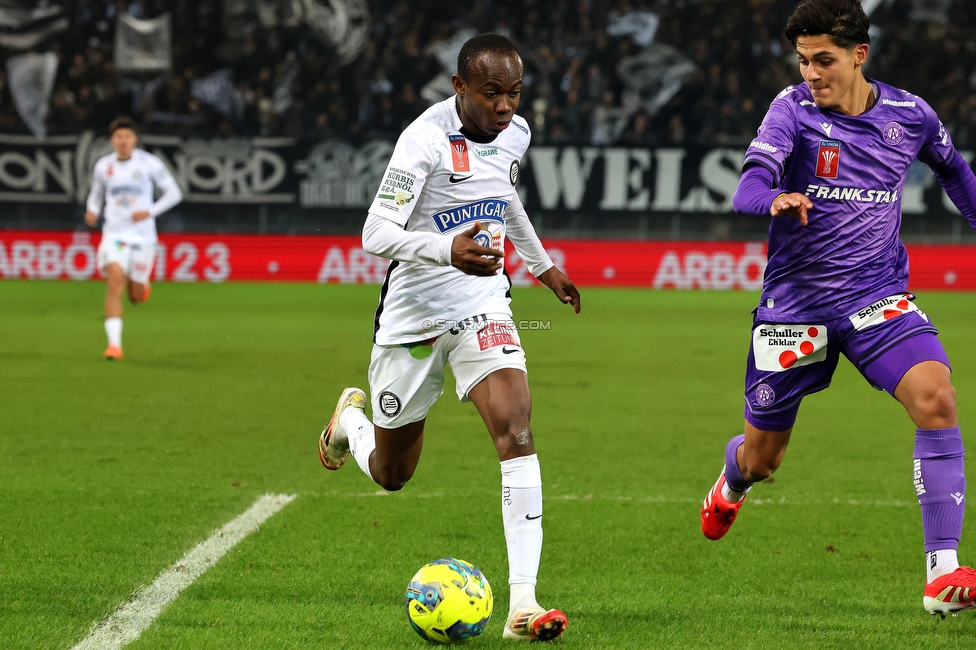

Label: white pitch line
[321,490,926,508]
[71,493,297,650]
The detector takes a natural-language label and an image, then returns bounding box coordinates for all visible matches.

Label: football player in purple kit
[699,0,976,617]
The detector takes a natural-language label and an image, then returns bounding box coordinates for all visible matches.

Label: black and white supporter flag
[114,13,172,72]
[5,50,57,137]
[0,0,67,51]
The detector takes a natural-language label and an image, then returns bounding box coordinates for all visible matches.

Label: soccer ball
[404,558,493,644]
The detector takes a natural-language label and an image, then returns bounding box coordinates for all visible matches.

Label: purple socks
[719,427,965,554]
[914,427,966,553]
[724,434,752,492]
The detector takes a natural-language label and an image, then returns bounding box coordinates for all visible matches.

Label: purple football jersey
[743,80,955,322]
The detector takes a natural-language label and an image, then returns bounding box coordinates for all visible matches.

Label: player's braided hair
[457,33,521,81]
[784,0,870,49]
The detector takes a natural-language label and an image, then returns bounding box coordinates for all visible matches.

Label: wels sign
[2,232,973,290]
[516,146,976,217]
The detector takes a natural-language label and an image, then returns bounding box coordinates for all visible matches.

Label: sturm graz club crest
[509,160,519,186]
[379,391,401,417]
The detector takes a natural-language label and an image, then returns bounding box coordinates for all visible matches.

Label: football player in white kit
[318,34,579,642]
[84,117,182,359]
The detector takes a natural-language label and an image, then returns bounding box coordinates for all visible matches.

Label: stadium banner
[0,133,971,218]
[114,13,172,72]
[1,230,973,290]
[0,0,69,51]
[5,51,58,138]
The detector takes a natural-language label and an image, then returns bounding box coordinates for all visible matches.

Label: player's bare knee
[372,462,415,492]
[374,469,408,492]
[496,423,533,454]
[916,382,957,424]
[510,423,532,446]
[377,477,407,491]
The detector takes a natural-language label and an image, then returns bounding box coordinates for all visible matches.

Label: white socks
[721,483,750,503]
[927,549,960,582]
[105,317,122,347]
[341,406,375,480]
[500,454,543,614]
[340,412,545,613]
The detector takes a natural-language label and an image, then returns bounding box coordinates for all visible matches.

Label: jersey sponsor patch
[753,324,828,372]
[473,231,491,247]
[882,98,916,108]
[377,167,417,207]
[473,229,501,250]
[749,139,777,154]
[477,321,518,351]
[848,293,927,331]
[449,134,470,172]
[803,184,899,203]
[815,140,840,179]
[429,198,508,232]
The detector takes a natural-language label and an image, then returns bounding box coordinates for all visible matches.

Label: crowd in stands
[3,0,976,147]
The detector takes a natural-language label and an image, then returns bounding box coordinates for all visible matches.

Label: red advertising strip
[0,231,973,290]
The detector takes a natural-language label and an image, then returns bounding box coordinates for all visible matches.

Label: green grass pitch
[1,281,974,649]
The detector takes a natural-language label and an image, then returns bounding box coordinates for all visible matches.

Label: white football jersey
[369,96,533,345]
[86,148,181,243]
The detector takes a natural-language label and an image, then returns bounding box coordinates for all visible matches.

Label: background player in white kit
[84,117,182,359]
[318,34,580,642]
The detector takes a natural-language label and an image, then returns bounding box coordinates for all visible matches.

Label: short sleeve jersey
[743,80,955,322]
[88,149,174,243]
[368,96,532,345]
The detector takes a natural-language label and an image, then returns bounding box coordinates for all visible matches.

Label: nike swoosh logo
[449,174,472,183]
[501,347,520,354]
[525,514,542,520]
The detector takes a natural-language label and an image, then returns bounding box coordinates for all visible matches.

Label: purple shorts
[743,293,950,431]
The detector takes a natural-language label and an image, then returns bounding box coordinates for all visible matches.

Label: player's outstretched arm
[537,266,580,313]
[450,221,503,276]
[929,150,976,233]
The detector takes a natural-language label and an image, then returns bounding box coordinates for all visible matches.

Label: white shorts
[97,239,156,285]
[368,311,528,428]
